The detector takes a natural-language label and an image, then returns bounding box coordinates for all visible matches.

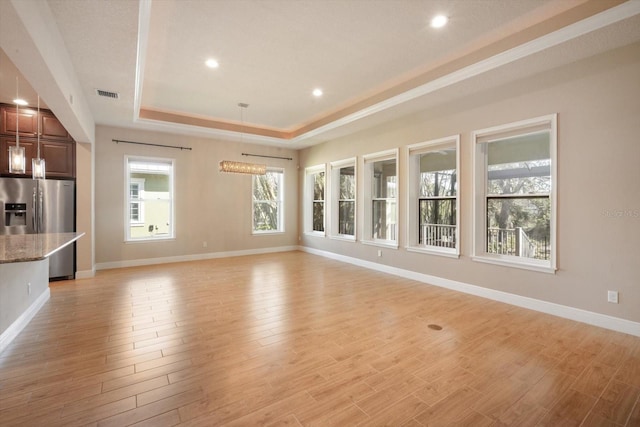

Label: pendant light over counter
[32,95,46,179]
[8,77,26,174]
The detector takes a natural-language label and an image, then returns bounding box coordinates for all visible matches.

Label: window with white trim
[473,114,557,272]
[330,159,356,239]
[407,136,459,256]
[252,168,284,233]
[305,165,326,234]
[125,156,175,242]
[363,150,398,246]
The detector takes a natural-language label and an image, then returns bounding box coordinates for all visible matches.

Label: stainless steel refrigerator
[0,177,75,279]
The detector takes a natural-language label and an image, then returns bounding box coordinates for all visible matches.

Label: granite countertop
[0,232,85,264]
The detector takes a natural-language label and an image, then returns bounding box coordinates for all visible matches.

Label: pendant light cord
[238,102,249,145]
[15,77,20,148]
[37,95,41,158]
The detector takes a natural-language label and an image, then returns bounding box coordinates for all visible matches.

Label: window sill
[472,254,556,274]
[252,230,284,236]
[406,246,460,259]
[304,231,326,238]
[125,236,175,244]
[361,239,398,249]
[329,235,356,243]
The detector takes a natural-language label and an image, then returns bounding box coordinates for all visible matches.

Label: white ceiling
[1,0,640,147]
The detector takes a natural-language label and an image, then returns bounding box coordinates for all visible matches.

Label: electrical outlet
[607,290,618,304]
[377,250,382,257]
[202,241,208,248]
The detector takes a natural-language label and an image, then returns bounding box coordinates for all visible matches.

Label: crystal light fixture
[219,160,266,175]
[32,95,46,179]
[9,77,26,174]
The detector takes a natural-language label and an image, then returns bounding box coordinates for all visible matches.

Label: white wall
[95,126,298,267]
[298,43,640,323]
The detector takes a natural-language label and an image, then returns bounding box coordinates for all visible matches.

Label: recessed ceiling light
[13,98,28,106]
[205,58,219,69]
[312,88,323,97]
[430,15,448,28]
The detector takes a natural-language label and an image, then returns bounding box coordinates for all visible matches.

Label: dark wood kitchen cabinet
[41,111,70,140]
[40,140,75,177]
[0,103,75,178]
[1,105,39,136]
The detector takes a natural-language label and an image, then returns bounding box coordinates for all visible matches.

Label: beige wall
[75,141,94,276]
[298,43,640,323]
[95,126,298,265]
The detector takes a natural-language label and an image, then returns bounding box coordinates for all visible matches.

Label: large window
[125,156,175,242]
[407,136,459,256]
[252,168,284,233]
[363,150,398,246]
[330,159,356,240]
[305,165,326,234]
[473,115,557,272]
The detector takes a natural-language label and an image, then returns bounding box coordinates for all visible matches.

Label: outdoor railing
[487,227,548,260]
[419,224,456,248]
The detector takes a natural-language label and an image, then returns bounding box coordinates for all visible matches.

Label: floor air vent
[96,89,119,99]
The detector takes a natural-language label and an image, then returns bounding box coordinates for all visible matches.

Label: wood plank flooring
[1,251,639,426]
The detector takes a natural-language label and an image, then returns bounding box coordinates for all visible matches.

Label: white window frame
[329,158,357,241]
[406,135,460,258]
[129,178,146,226]
[362,149,399,248]
[472,114,557,273]
[124,156,175,242]
[304,164,326,236]
[252,168,284,234]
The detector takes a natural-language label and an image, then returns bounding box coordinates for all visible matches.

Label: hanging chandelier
[219,160,266,175]
[32,95,46,179]
[8,77,26,174]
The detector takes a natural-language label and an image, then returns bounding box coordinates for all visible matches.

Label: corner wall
[95,126,298,267]
[75,141,94,277]
[298,43,640,324]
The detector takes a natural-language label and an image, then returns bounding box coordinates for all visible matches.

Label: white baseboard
[96,246,299,271]
[299,246,640,337]
[75,268,96,279]
[0,288,50,355]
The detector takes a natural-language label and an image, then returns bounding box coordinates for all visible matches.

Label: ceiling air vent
[95,89,119,99]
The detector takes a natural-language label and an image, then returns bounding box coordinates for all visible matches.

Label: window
[407,136,459,256]
[363,150,398,247]
[473,115,557,272]
[129,178,145,225]
[305,165,326,234]
[330,159,356,240]
[125,156,175,242]
[252,168,284,233]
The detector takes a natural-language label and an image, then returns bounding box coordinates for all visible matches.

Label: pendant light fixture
[219,103,267,175]
[9,77,26,174]
[32,95,46,179]
[219,160,267,175]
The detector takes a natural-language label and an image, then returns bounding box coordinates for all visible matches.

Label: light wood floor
[1,251,639,426]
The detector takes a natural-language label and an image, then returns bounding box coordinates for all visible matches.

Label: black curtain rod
[113,139,192,151]
[242,153,292,161]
